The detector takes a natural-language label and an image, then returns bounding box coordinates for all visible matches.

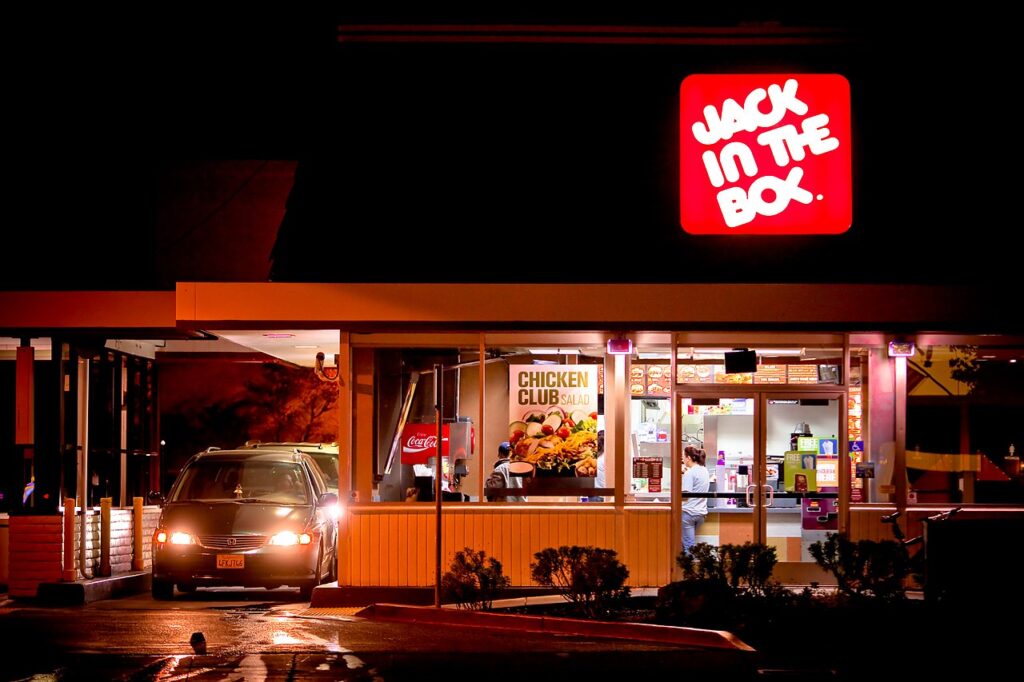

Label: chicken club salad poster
[507,365,600,476]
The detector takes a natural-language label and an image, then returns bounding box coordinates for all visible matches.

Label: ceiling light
[607,337,633,355]
[295,345,319,349]
[262,333,295,339]
[887,340,915,357]
[527,349,580,355]
[755,348,805,357]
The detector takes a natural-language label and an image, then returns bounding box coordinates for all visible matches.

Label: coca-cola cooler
[400,418,475,501]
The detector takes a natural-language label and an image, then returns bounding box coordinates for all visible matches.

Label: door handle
[745,484,757,507]
[762,484,774,508]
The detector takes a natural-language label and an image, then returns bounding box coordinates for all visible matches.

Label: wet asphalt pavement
[0,588,759,681]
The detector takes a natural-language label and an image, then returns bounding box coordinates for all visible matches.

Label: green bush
[676,541,780,596]
[440,547,510,610]
[808,532,910,601]
[659,541,788,628]
[530,545,630,619]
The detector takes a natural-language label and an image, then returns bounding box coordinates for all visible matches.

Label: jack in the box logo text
[680,74,851,235]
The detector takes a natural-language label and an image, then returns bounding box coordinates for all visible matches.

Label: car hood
[159,501,315,535]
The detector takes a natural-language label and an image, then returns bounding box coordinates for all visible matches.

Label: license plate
[216,554,245,569]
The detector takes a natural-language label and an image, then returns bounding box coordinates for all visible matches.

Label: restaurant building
[1,13,1022,596]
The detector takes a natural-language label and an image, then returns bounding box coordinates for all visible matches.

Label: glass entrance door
[763,393,844,564]
[677,392,762,548]
[677,390,845,560]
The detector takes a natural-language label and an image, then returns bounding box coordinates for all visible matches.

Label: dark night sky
[5,7,1015,289]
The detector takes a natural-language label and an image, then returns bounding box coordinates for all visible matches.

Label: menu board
[714,367,753,384]
[645,364,671,395]
[677,364,716,384]
[632,456,664,479]
[754,364,787,384]
[847,387,862,442]
[629,364,646,395]
[787,364,819,384]
[675,362,840,385]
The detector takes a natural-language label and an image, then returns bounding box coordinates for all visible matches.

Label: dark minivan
[150,448,338,600]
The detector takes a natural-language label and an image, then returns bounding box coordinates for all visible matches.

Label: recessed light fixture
[295,344,319,349]
[887,340,915,357]
[262,333,295,339]
[607,337,633,355]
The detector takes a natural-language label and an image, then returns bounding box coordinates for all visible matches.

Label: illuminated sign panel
[680,74,851,235]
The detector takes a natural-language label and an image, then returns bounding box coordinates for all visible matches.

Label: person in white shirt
[681,445,710,554]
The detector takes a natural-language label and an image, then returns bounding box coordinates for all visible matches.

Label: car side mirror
[317,492,339,507]
[147,490,165,506]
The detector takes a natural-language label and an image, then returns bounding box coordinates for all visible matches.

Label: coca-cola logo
[404,434,438,453]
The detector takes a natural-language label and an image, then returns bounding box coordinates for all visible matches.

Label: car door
[302,456,338,555]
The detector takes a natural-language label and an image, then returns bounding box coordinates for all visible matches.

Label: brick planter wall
[6,504,161,598]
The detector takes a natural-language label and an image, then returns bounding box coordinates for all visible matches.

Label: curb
[356,603,755,652]
[35,571,151,605]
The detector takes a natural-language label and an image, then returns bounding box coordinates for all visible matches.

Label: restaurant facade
[2,15,1023,596]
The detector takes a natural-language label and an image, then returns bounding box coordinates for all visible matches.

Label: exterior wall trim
[174,282,1002,330]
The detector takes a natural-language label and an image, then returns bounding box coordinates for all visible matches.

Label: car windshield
[170,459,309,504]
[309,453,339,488]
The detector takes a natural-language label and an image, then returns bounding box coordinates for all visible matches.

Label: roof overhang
[174,282,1011,333]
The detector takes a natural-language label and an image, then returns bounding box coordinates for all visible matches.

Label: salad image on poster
[508,365,599,476]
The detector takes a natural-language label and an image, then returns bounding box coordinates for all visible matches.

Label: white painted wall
[765,401,841,457]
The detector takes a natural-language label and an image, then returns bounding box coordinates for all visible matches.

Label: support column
[78,356,90,578]
[15,341,35,511]
[132,496,144,571]
[99,497,111,577]
[62,498,76,581]
[336,331,352,586]
[894,356,908,511]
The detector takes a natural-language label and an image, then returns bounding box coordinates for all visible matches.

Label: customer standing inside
[682,445,709,554]
[486,441,526,502]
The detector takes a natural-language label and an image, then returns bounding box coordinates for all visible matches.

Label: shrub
[659,541,788,628]
[655,578,736,629]
[676,541,780,596]
[808,532,910,601]
[530,545,630,619]
[440,547,510,610]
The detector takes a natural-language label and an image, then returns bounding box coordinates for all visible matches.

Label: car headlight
[269,531,312,546]
[154,529,194,545]
[170,531,195,545]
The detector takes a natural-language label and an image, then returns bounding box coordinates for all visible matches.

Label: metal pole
[132,496,144,571]
[434,364,443,608]
[894,355,908,512]
[100,497,111,577]
[78,356,90,578]
[62,498,76,581]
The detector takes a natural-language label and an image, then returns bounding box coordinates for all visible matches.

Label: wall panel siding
[848,507,896,542]
[342,506,672,588]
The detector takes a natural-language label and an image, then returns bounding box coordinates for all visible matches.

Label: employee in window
[486,441,526,502]
[682,445,709,554]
